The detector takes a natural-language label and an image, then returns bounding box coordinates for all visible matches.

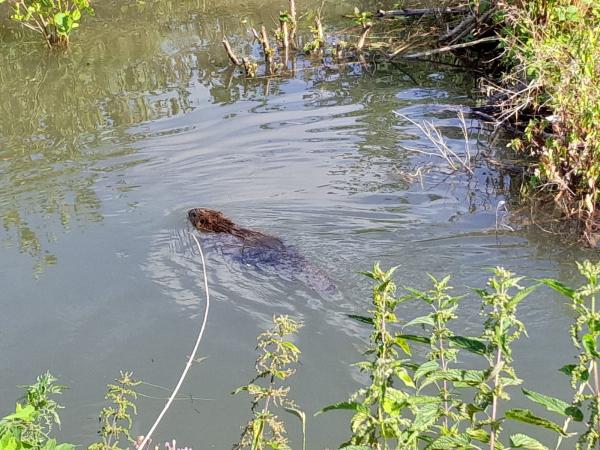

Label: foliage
[88,372,141,450]
[500,0,600,243]
[540,260,600,449]
[233,315,305,450]
[0,371,75,450]
[319,264,575,449]
[0,0,93,47]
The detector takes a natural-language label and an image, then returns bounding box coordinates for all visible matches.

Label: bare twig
[222,38,241,66]
[376,6,470,17]
[398,36,499,59]
[357,24,372,51]
[396,112,476,174]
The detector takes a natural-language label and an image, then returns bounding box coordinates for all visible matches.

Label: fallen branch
[440,7,497,44]
[396,36,499,59]
[376,6,470,18]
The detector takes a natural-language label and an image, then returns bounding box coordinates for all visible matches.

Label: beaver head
[188,208,236,233]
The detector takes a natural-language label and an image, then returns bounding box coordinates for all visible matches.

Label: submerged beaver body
[188,208,335,293]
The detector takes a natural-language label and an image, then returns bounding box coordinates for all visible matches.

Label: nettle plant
[234,315,306,450]
[320,263,599,449]
[0,0,93,47]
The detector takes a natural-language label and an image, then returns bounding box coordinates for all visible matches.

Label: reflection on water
[0,0,592,448]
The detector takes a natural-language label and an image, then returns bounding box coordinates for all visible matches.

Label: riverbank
[371,0,600,245]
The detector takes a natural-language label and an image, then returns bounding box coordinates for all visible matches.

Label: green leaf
[509,433,549,449]
[347,314,373,325]
[523,388,582,421]
[340,446,372,450]
[537,278,576,298]
[283,406,306,450]
[394,336,412,356]
[426,433,471,448]
[505,408,567,435]
[396,367,415,388]
[397,334,431,345]
[0,433,20,450]
[448,336,487,355]
[509,284,540,307]
[315,402,366,416]
[582,333,600,358]
[411,402,440,431]
[414,361,440,381]
[404,315,435,328]
[383,387,408,416]
[466,427,490,443]
[281,341,300,354]
[559,364,589,381]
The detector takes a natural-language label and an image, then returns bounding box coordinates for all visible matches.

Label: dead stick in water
[280,18,289,52]
[260,25,275,75]
[222,37,241,66]
[376,6,470,17]
[357,23,372,51]
[396,36,499,59]
[289,0,297,45]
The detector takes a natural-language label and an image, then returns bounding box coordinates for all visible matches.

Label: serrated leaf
[448,336,487,355]
[559,364,589,381]
[426,433,471,449]
[395,336,412,355]
[414,361,440,381]
[315,401,366,416]
[537,278,576,299]
[397,334,431,345]
[583,333,600,357]
[404,315,436,328]
[347,314,374,325]
[396,367,415,388]
[509,433,549,449]
[509,284,540,307]
[523,388,582,421]
[505,408,567,435]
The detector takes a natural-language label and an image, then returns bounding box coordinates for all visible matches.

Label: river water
[0,0,594,448]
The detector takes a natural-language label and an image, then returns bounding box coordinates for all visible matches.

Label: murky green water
[0,0,594,447]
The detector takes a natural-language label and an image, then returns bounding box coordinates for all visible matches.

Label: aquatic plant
[0,0,93,47]
[233,315,305,450]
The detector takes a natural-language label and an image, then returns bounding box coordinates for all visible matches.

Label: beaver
[187,208,336,293]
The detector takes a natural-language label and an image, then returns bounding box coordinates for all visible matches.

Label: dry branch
[376,6,470,18]
[397,35,499,59]
[289,0,298,47]
[440,7,496,44]
[357,24,372,51]
[260,25,275,75]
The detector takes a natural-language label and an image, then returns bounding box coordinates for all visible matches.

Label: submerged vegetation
[6,261,600,448]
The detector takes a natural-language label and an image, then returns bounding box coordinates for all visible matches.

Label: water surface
[0,1,593,447]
